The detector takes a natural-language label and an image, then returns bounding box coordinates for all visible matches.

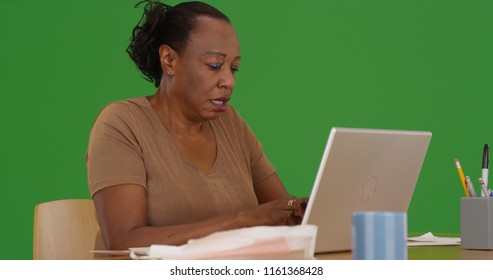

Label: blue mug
[352,211,407,260]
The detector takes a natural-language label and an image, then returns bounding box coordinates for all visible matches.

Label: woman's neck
[147,90,206,137]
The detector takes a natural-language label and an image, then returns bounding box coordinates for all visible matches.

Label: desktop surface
[97,233,493,260]
[316,245,493,260]
[98,245,493,260]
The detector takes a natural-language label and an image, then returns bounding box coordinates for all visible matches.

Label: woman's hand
[239,197,308,226]
[250,172,308,226]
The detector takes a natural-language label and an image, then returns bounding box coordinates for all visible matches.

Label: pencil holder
[460,197,493,250]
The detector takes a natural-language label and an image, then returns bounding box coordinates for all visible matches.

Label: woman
[86,0,306,250]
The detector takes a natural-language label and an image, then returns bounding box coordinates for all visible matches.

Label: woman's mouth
[210,98,229,112]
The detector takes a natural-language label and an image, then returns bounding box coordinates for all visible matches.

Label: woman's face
[171,16,241,122]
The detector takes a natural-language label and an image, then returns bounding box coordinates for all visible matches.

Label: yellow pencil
[454,158,469,197]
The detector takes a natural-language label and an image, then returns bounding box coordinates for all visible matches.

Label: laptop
[301,127,432,253]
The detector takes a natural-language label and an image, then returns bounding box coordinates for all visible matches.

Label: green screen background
[1,0,492,259]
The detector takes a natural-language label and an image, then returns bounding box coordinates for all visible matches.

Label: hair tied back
[127,1,172,87]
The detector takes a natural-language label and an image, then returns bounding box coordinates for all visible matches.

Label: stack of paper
[130,225,318,260]
[407,232,461,247]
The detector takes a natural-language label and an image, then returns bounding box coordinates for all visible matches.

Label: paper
[130,225,318,260]
[407,232,461,247]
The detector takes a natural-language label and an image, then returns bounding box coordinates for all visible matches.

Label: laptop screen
[302,127,432,253]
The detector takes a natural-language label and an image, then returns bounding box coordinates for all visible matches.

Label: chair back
[33,199,100,259]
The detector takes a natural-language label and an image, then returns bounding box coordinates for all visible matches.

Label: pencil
[454,158,469,197]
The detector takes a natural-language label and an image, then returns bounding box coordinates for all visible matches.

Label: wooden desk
[99,246,493,260]
[98,234,492,260]
[316,246,493,260]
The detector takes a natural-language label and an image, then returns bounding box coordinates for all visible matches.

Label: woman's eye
[207,64,221,71]
[207,63,239,74]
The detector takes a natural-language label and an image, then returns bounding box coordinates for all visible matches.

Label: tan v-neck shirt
[86,97,275,226]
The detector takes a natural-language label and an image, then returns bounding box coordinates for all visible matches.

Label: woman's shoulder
[90,96,153,134]
[220,104,244,122]
[215,104,243,127]
[94,96,149,121]
[99,96,148,114]
[215,104,254,138]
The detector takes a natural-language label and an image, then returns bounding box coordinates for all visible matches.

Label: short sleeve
[86,103,146,196]
[246,126,275,184]
[230,109,276,184]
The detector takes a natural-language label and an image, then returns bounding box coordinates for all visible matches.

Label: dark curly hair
[127,1,230,87]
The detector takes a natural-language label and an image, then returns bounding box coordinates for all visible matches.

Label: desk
[99,246,493,260]
[316,246,493,260]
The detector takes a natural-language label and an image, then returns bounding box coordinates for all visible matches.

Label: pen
[482,144,490,197]
[465,176,476,197]
[454,158,469,197]
[478,178,489,197]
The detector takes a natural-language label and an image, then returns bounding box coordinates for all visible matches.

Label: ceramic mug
[352,211,407,260]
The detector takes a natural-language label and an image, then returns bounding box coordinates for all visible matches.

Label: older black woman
[86,1,306,250]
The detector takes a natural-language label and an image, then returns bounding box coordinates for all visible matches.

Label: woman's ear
[159,45,176,76]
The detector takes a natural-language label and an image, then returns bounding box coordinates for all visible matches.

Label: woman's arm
[253,172,289,203]
[93,178,305,250]
[253,172,308,222]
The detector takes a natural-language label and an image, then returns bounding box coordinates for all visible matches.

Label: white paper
[131,225,317,260]
[407,232,461,247]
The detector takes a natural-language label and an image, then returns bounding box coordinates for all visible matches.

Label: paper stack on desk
[407,232,461,247]
[130,225,318,260]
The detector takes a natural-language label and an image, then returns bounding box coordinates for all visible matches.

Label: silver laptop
[301,127,432,253]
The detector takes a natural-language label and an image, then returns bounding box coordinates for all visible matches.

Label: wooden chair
[33,199,100,260]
